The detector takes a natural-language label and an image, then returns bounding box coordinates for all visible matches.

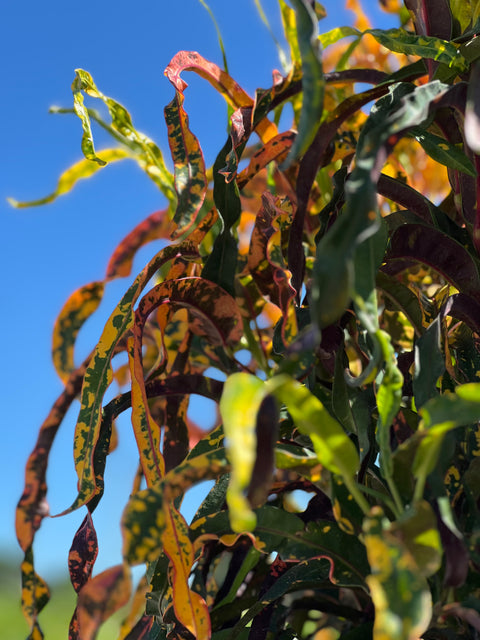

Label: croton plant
[12,0,480,638]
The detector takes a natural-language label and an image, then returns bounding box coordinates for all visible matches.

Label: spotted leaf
[165,91,207,238]
[163,505,211,639]
[364,507,432,640]
[52,282,104,383]
[164,51,276,143]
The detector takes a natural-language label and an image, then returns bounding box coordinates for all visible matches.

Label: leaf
[367,28,466,72]
[412,128,476,176]
[247,394,279,508]
[122,448,230,565]
[164,51,276,143]
[52,282,104,383]
[73,69,175,197]
[318,26,360,49]
[281,0,324,168]
[376,270,425,337]
[69,513,98,593]
[7,148,131,208]
[413,315,445,409]
[201,138,241,297]
[128,335,165,486]
[386,223,480,301]
[404,0,453,40]
[164,91,207,238]
[77,564,131,640]
[247,192,297,346]
[219,373,267,532]
[413,383,480,484]
[364,508,432,640]
[16,361,87,551]
[390,501,442,578]
[237,131,295,189]
[106,208,174,280]
[266,374,360,478]
[375,330,404,483]
[21,547,50,636]
[163,505,211,639]
[66,238,207,513]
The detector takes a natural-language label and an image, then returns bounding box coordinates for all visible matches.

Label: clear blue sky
[2,0,394,582]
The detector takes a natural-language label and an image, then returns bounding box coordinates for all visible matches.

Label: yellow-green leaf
[266,374,360,477]
[364,507,432,640]
[7,148,130,208]
[219,372,267,532]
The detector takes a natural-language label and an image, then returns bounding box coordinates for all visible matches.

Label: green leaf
[364,508,432,640]
[318,25,360,48]
[219,373,267,532]
[413,315,445,409]
[71,69,175,201]
[413,383,480,499]
[367,29,468,73]
[412,128,476,176]
[201,138,241,297]
[281,0,324,168]
[390,501,442,578]
[266,375,360,478]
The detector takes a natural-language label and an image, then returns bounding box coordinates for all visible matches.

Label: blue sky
[2,0,395,582]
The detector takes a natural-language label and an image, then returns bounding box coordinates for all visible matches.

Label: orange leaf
[165,51,276,143]
[106,208,174,280]
[77,565,131,640]
[163,505,211,639]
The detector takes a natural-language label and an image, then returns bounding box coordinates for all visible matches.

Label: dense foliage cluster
[13,0,480,638]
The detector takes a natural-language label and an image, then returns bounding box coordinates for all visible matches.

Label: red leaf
[69,512,98,593]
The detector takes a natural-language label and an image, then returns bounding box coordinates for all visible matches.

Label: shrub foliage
[13,0,480,638]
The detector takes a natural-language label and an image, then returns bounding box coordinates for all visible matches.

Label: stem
[342,474,371,516]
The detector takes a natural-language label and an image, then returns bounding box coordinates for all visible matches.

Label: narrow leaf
[165,91,207,238]
[7,148,130,208]
[122,448,230,565]
[52,282,104,383]
[72,69,175,200]
[67,240,206,513]
[21,547,50,635]
[281,0,324,168]
[237,131,295,190]
[266,375,360,477]
[413,315,445,409]
[69,513,98,593]
[164,51,276,143]
[219,373,267,532]
[106,208,174,280]
[16,361,87,551]
[413,128,476,176]
[77,565,131,640]
[163,505,211,639]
